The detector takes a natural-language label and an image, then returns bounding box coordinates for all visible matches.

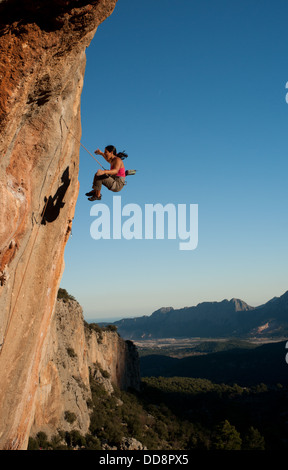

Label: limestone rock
[120,437,147,451]
[30,298,140,440]
[0,0,117,450]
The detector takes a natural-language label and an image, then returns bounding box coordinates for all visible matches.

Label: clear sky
[60,0,288,322]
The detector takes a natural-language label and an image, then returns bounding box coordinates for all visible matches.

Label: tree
[212,420,242,450]
[242,427,265,450]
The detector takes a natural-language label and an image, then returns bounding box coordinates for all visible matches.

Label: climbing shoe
[85,190,95,197]
[88,195,102,201]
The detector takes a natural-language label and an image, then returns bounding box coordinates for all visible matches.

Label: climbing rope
[0,116,71,353]
[61,116,106,169]
[0,115,137,352]
[60,116,137,176]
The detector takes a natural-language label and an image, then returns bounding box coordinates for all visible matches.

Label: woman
[86,145,127,201]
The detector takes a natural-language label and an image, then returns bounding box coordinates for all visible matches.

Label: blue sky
[61,0,288,321]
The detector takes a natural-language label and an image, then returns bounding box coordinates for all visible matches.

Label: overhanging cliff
[0,0,118,450]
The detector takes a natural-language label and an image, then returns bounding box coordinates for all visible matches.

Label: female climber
[86,145,127,201]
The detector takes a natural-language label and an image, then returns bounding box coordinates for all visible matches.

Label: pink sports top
[115,166,125,178]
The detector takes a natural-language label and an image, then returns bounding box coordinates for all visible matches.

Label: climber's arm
[96,158,121,176]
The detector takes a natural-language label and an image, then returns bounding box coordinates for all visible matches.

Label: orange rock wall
[0,0,117,450]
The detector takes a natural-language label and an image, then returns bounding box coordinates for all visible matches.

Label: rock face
[0,0,117,450]
[30,298,140,440]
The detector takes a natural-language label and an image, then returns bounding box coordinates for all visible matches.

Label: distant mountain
[114,290,288,340]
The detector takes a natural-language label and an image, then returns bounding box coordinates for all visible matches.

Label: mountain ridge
[112,290,288,340]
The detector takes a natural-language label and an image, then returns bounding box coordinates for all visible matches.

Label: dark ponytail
[105,145,128,160]
[117,151,128,160]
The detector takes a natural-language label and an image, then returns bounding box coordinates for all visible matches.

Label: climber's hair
[105,145,128,160]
